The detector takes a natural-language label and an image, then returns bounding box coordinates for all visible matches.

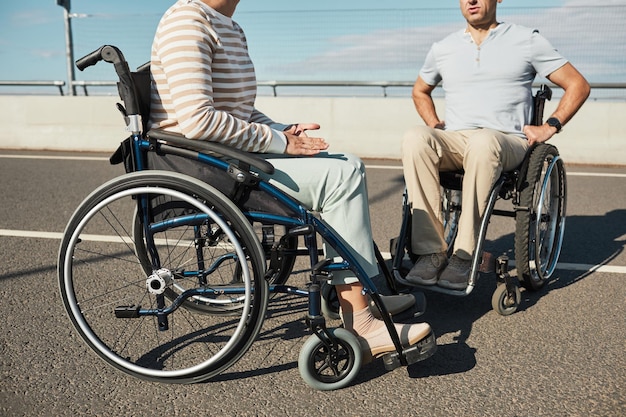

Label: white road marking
[365,164,626,178]
[0,154,109,161]
[1,229,623,274]
[0,154,625,178]
[1,154,624,273]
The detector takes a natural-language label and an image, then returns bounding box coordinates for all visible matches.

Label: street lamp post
[56,0,76,96]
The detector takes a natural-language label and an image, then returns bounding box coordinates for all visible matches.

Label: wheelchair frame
[391,86,567,315]
[57,45,435,390]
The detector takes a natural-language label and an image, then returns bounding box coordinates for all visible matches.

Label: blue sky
[1,0,624,93]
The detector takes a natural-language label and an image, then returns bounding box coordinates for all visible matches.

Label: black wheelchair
[57,45,436,390]
[391,85,567,315]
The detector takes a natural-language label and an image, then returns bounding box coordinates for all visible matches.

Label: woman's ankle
[340,306,384,336]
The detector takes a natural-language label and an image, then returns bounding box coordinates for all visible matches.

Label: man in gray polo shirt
[400,0,590,290]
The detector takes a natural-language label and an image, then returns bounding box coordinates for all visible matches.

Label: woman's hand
[284,123,321,137]
[283,123,328,155]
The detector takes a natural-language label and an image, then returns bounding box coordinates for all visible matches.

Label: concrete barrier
[1,95,624,165]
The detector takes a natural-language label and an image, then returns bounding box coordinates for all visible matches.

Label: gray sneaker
[404,252,447,286]
[438,254,471,290]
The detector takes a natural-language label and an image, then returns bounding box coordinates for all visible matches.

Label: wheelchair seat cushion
[439,170,464,190]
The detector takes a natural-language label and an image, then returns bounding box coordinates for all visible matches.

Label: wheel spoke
[59,172,268,383]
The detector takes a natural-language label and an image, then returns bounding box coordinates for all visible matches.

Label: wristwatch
[546,117,562,133]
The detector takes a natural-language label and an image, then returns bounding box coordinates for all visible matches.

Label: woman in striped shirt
[149,0,433,360]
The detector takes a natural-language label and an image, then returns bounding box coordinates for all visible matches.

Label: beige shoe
[438,254,471,290]
[369,293,415,319]
[404,252,447,286]
[358,321,433,362]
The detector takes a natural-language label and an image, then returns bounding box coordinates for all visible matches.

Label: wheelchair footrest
[411,291,427,318]
[115,305,141,318]
[382,331,437,371]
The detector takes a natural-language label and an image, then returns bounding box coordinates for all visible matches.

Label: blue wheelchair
[57,46,436,390]
[391,85,567,315]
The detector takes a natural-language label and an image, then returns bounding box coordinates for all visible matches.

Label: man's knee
[465,129,527,168]
[402,125,437,155]
[465,130,502,162]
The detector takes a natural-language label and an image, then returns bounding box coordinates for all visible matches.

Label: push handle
[75,45,141,117]
[75,45,126,71]
[75,46,106,71]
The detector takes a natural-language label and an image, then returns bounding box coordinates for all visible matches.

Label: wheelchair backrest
[128,65,151,133]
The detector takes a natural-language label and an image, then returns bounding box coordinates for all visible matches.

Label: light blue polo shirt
[420,22,568,136]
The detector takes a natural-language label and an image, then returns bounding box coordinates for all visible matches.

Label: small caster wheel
[321,282,340,320]
[298,328,362,391]
[491,284,521,316]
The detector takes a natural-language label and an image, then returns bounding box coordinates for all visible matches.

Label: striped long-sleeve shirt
[149,0,288,153]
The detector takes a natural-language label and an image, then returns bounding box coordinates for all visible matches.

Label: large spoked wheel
[389,186,461,275]
[134,212,296,314]
[58,171,268,383]
[298,328,362,391]
[132,207,256,316]
[442,187,462,255]
[259,225,298,287]
[515,144,567,291]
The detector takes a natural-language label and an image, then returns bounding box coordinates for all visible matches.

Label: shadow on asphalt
[195,207,626,386]
[486,210,626,312]
[20,208,623,387]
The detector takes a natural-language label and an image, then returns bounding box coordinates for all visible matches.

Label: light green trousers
[260,152,379,284]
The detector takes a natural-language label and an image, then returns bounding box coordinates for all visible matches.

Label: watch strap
[547,117,562,133]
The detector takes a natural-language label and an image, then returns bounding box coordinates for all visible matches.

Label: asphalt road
[1,151,624,417]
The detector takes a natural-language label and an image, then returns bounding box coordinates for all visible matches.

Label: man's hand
[524,62,590,147]
[431,120,446,129]
[523,124,556,146]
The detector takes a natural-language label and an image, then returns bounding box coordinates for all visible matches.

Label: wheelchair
[391,85,567,315]
[57,45,436,391]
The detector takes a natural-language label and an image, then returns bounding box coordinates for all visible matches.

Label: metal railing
[0,81,66,95]
[73,80,116,96]
[257,81,416,97]
[1,80,625,98]
[72,80,416,97]
[68,81,626,98]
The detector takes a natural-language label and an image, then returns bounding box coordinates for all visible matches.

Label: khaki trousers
[401,126,529,260]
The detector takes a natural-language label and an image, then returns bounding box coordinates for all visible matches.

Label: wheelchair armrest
[147,129,275,175]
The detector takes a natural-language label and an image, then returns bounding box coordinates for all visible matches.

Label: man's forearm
[413,93,442,128]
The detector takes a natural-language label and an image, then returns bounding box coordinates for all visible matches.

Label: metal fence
[6,80,620,100]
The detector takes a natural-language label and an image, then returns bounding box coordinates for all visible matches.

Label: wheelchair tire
[441,187,462,254]
[491,284,521,316]
[298,328,362,391]
[514,144,566,291]
[58,171,268,383]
